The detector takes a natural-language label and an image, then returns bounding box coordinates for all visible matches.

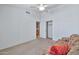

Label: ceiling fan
[31,4,48,11]
[25,4,48,14]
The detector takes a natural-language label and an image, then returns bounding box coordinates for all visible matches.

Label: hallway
[0,39,55,55]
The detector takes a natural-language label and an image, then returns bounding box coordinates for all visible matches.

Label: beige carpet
[0,38,55,55]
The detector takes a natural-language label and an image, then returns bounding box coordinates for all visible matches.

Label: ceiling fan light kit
[39,6,45,11]
[38,4,47,11]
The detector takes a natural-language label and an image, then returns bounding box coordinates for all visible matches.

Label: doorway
[46,20,53,39]
[36,21,40,39]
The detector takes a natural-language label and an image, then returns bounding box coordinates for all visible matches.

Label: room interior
[0,4,79,55]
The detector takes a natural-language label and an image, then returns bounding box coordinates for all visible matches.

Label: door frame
[46,20,53,39]
[36,21,40,39]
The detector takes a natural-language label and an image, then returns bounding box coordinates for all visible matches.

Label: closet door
[47,21,52,39]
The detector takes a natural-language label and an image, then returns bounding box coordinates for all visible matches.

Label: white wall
[40,19,46,38]
[40,5,79,40]
[40,12,46,38]
[0,5,36,49]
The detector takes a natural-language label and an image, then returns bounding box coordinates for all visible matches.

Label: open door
[36,21,40,39]
[46,21,53,39]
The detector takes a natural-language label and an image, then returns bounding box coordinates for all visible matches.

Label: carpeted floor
[0,38,55,55]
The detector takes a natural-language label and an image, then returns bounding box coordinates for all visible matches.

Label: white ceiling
[3,4,64,21]
[6,4,61,11]
[8,4,56,8]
